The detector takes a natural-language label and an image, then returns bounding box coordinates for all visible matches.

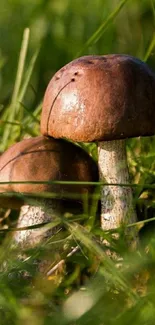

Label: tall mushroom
[0,136,98,247]
[41,54,155,245]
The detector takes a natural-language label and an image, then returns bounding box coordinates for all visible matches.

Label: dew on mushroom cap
[41,54,155,247]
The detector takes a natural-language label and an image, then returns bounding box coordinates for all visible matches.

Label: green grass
[1,0,155,324]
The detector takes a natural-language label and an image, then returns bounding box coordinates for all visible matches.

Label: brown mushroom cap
[41,54,155,142]
[0,136,98,209]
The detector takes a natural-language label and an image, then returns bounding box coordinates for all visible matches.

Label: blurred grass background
[1,0,155,115]
[1,0,155,324]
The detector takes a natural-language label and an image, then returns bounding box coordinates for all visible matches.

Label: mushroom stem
[13,199,61,248]
[98,140,138,246]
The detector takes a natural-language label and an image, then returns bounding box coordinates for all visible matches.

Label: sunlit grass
[0,0,155,324]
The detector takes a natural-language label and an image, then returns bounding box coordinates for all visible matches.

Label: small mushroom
[41,54,155,245]
[0,136,98,247]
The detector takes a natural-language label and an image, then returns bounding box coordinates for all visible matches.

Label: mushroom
[0,136,98,247]
[41,54,155,245]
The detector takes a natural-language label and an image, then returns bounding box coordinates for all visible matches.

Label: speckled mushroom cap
[0,136,98,209]
[41,54,155,142]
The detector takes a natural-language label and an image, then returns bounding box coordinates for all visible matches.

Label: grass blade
[1,28,30,150]
[150,0,155,26]
[76,0,130,57]
[18,47,39,106]
[11,28,30,106]
[143,32,155,62]
[19,102,39,123]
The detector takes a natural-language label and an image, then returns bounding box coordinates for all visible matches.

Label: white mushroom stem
[98,140,138,246]
[13,199,61,248]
